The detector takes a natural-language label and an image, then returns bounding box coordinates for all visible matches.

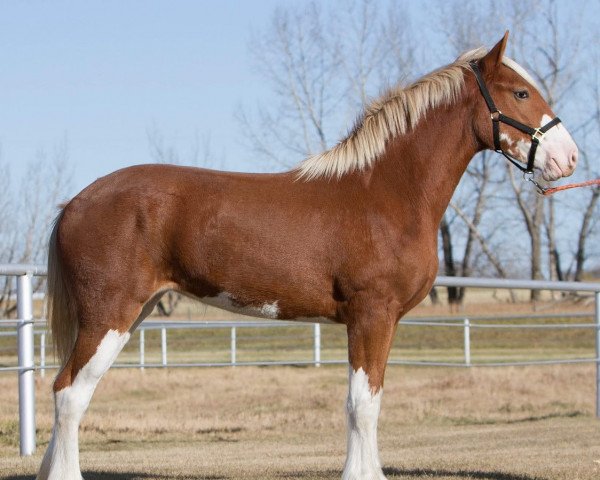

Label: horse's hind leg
[37,308,142,480]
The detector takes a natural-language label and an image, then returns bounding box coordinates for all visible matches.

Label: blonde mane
[296,48,488,180]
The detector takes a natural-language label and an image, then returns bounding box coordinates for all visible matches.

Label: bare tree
[0,152,16,316]
[238,3,336,164]
[0,139,73,316]
[572,184,599,282]
[570,75,600,281]
[434,0,596,302]
[440,149,513,304]
[433,2,525,304]
[238,0,416,166]
[506,0,586,298]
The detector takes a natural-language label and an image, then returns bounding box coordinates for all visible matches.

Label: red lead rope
[540,178,600,196]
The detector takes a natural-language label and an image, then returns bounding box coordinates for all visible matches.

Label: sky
[1,0,300,193]
[0,0,595,196]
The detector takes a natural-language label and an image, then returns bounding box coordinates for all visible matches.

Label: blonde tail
[47,210,77,366]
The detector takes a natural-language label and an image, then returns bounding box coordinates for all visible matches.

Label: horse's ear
[481,31,509,71]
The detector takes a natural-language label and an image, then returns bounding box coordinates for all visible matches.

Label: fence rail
[1,263,599,457]
[0,314,597,372]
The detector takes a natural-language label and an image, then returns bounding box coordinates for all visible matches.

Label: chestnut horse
[38,33,578,480]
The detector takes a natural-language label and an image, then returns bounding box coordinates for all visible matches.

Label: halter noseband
[469,61,561,176]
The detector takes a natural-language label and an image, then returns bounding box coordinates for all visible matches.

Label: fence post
[161,327,167,366]
[139,329,145,371]
[231,327,237,365]
[595,291,599,419]
[463,318,471,367]
[314,323,321,367]
[40,332,46,379]
[17,273,36,456]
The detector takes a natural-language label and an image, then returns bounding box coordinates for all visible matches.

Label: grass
[1,364,599,479]
[0,295,598,479]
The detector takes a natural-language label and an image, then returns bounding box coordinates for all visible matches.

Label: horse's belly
[197,291,336,324]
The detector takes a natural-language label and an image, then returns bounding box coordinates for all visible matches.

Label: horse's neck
[372,101,479,225]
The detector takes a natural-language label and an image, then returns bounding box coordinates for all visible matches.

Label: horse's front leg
[342,296,399,480]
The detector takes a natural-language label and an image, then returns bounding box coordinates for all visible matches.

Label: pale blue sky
[1,0,595,195]
[1,0,295,193]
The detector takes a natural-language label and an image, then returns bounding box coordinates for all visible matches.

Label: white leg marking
[343,367,386,480]
[37,330,130,480]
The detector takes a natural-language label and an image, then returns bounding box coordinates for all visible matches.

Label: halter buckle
[490,111,502,121]
[532,128,545,142]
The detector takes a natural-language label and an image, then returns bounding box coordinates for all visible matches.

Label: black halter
[469,61,562,175]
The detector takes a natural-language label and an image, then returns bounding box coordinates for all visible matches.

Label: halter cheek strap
[469,61,561,175]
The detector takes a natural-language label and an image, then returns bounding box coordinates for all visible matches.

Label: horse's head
[470,32,578,181]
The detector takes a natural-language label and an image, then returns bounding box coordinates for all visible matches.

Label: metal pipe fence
[0,263,599,457]
[0,265,45,457]
[2,315,598,371]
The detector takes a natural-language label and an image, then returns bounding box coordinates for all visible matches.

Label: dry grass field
[0,293,598,479]
[1,363,599,480]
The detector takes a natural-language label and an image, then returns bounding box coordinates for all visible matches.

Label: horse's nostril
[570,149,579,167]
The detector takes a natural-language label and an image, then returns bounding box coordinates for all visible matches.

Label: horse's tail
[47,208,77,366]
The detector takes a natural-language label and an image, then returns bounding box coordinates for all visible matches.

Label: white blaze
[343,367,386,480]
[499,115,577,181]
[537,113,578,180]
[502,57,541,93]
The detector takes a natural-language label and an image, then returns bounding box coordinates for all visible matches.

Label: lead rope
[533,177,600,196]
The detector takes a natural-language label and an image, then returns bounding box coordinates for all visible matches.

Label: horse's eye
[514,90,529,100]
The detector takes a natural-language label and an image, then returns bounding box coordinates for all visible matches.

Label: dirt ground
[1,364,599,480]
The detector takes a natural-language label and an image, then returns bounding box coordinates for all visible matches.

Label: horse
[37,32,578,480]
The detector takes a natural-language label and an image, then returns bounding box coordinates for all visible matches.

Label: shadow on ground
[4,469,547,480]
[385,468,547,480]
[282,468,547,480]
[2,474,227,480]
